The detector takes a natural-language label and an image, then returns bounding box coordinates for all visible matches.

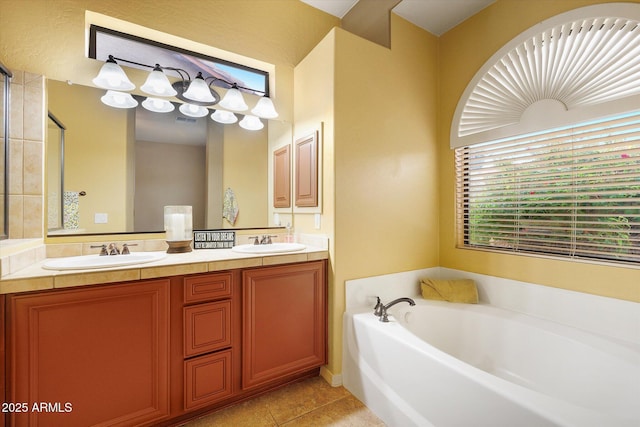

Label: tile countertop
[0,246,329,295]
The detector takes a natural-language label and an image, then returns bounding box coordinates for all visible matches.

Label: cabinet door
[184,350,232,410]
[273,144,291,208]
[7,280,170,427]
[294,131,318,207]
[242,261,326,389]
[184,272,232,304]
[184,300,232,358]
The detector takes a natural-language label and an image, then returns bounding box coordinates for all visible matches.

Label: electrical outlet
[314,213,321,229]
[94,213,108,224]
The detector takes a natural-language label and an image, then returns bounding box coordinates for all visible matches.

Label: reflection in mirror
[1,62,11,239]
[46,112,65,232]
[47,79,285,236]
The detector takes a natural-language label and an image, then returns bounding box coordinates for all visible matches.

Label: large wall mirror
[47,79,291,236]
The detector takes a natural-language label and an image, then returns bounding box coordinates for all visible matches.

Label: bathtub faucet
[378,297,416,322]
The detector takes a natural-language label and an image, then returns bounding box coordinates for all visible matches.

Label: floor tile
[263,376,352,424]
[181,376,384,427]
[184,397,276,427]
[281,395,386,427]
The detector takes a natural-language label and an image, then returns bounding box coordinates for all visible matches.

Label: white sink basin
[232,243,306,254]
[42,252,167,271]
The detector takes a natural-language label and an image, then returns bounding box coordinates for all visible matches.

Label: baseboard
[319,366,343,387]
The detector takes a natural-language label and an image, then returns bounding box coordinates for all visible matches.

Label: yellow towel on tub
[420,278,478,304]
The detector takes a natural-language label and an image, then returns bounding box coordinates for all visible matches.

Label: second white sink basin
[42,252,167,271]
[232,243,306,254]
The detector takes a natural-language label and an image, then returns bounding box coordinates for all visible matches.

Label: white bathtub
[343,299,640,427]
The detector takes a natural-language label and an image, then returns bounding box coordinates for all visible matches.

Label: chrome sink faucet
[90,243,137,256]
[249,235,277,245]
[374,296,416,322]
[107,243,120,255]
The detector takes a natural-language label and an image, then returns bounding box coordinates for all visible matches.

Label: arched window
[453,3,640,265]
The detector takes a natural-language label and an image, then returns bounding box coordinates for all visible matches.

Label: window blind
[455,111,640,265]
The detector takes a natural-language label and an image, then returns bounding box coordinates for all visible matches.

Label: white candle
[164,206,193,241]
[172,213,185,241]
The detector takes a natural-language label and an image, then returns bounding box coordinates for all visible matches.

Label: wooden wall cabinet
[273,145,291,208]
[242,261,327,389]
[6,279,171,427]
[294,131,319,207]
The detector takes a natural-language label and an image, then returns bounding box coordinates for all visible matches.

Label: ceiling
[301,0,496,36]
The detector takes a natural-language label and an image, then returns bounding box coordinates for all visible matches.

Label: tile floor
[181,376,385,426]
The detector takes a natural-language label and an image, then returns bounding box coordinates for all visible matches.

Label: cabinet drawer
[184,350,233,410]
[184,301,232,358]
[184,272,232,303]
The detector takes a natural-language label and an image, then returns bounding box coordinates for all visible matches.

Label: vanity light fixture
[140,64,177,97]
[92,56,135,91]
[211,109,238,124]
[100,90,138,108]
[93,54,277,129]
[142,97,175,113]
[218,84,249,111]
[251,95,279,119]
[180,72,219,104]
[179,103,209,118]
[239,114,264,131]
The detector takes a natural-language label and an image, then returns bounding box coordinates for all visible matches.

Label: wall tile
[8,194,23,238]
[5,69,44,240]
[10,70,24,85]
[24,72,41,86]
[8,138,23,194]
[23,140,43,195]
[24,80,44,141]
[23,195,42,238]
[9,82,23,140]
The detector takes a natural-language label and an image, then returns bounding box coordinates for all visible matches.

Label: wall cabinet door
[242,261,326,389]
[273,144,291,208]
[294,131,318,207]
[7,279,170,427]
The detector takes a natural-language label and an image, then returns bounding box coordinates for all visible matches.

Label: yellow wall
[293,15,439,377]
[48,79,131,233]
[294,29,337,378]
[438,0,640,303]
[331,17,439,375]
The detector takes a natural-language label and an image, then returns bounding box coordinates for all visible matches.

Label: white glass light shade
[100,90,138,109]
[211,110,238,124]
[141,69,177,97]
[142,97,175,113]
[219,87,248,111]
[251,96,278,119]
[182,77,216,103]
[164,205,193,241]
[239,115,264,131]
[93,61,135,91]
[179,103,208,117]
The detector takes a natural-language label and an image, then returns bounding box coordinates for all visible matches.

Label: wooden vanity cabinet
[3,259,327,426]
[6,279,171,427]
[242,260,327,389]
[1,294,5,427]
